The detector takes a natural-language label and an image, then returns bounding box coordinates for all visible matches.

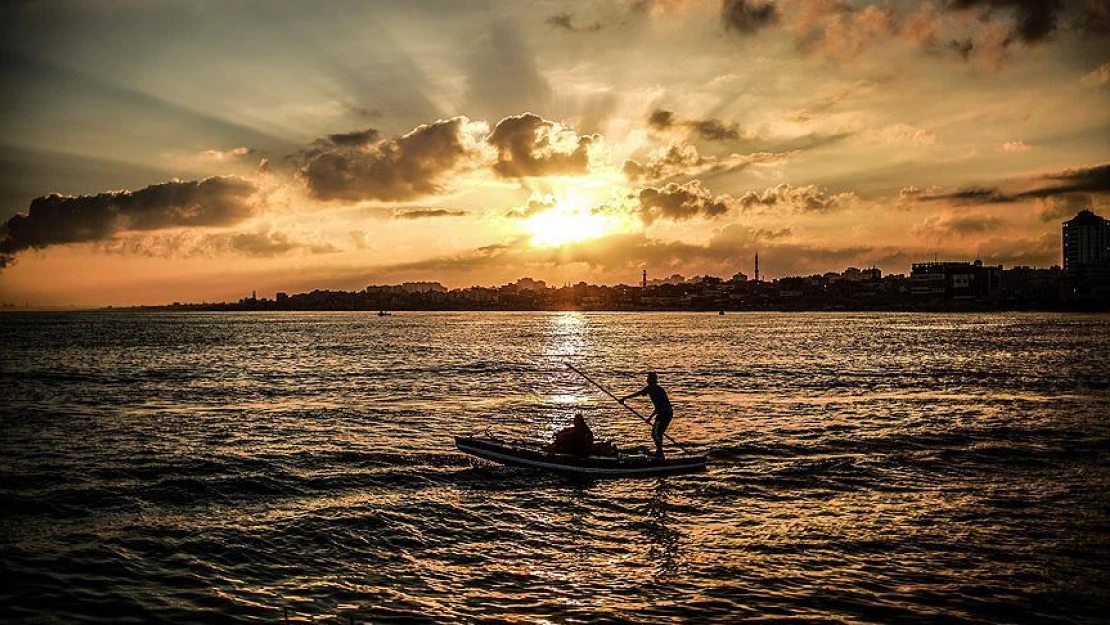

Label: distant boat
[377,311,392,316]
[455,435,707,478]
[719,310,725,315]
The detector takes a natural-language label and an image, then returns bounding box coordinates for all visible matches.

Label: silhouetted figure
[620,372,673,458]
[545,414,594,456]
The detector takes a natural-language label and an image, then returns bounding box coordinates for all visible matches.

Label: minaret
[642,269,647,289]
[754,252,760,283]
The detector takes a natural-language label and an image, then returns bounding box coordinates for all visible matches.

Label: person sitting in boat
[620,372,673,458]
[545,413,594,456]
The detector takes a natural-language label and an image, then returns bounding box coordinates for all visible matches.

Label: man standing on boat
[620,372,673,458]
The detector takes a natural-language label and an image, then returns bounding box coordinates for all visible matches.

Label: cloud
[945,0,1063,44]
[100,228,340,259]
[947,37,976,60]
[487,113,599,178]
[1074,0,1110,36]
[326,128,380,147]
[646,109,754,142]
[506,196,558,219]
[876,123,937,145]
[202,146,254,161]
[919,187,1017,203]
[637,181,736,223]
[648,109,677,130]
[297,117,489,202]
[393,208,468,219]
[900,186,924,199]
[709,0,1077,65]
[912,212,1006,239]
[1027,162,1110,196]
[632,179,854,223]
[1034,193,1097,221]
[207,230,340,257]
[736,183,856,213]
[0,176,258,268]
[798,3,897,59]
[915,162,1110,205]
[624,142,707,182]
[1082,62,1110,87]
[623,142,786,183]
[721,0,779,34]
[978,232,1059,267]
[902,4,943,48]
[1001,140,1032,152]
[687,118,745,142]
[545,12,603,32]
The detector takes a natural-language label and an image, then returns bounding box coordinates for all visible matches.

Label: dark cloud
[326,128,380,147]
[298,117,484,202]
[488,113,598,178]
[348,106,382,119]
[1074,0,1110,35]
[918,163,1110,205]
[947,37,976,60]
[721,0,779,34]
[0,176,257,268]
[688,118,742,142]
[713,0,1078,65]
[638,181,734,223]
[648,109,676,130]
[545,12,603,32]
[1029,162,1110,196]
[946,0,1063,43]
[646,109,749,142]
[393,209,468,219]
[920,187,1017,203]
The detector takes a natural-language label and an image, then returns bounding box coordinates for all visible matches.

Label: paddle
[565,362,693,455]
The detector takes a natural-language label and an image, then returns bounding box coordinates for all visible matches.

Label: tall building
[1063,210,1110,270]
[1063,210,1110,295]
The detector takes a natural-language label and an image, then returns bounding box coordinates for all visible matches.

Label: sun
[522,191,624,247]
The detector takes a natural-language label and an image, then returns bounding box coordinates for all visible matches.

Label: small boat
[377,311,392,316]
[455,435,707,477]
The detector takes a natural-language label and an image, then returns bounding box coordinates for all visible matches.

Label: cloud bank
[1,176,257,268]
[298,117,490,202]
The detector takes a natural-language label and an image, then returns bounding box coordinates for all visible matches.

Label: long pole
[565,362,692,455]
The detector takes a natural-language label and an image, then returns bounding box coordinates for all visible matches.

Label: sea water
[2,311,1108,623]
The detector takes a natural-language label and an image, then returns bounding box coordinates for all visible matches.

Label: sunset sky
[1,0,1107,306]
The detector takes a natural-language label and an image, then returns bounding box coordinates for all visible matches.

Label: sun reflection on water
[537,313,593,436]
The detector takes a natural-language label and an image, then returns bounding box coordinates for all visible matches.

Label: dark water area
[2,311,1109,623]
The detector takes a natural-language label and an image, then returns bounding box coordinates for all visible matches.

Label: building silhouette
[1063,210,1110,297]
[910,260,1001,299]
